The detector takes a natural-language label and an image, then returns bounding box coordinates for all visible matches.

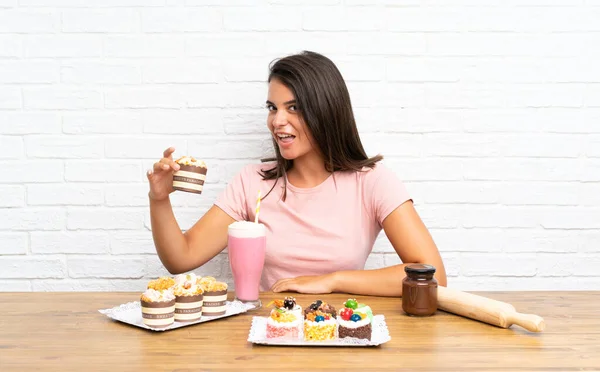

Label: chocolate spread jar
[402,264,438,317]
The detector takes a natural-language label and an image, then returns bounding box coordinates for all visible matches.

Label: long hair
[260,51,382,200]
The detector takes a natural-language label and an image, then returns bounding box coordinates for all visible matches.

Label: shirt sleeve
[363,163,412,227]
[213,165,252,222]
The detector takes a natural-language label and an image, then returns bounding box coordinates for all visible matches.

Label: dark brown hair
[260,51,382,200]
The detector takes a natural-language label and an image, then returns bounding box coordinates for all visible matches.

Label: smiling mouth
[276,133,296,144]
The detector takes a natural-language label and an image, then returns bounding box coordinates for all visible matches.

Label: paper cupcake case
[99,300,254,332]
[247,315,391,347]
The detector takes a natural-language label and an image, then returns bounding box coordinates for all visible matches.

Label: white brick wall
[1,0,599,292]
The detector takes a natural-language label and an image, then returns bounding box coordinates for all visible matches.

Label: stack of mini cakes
[140,274,228,328]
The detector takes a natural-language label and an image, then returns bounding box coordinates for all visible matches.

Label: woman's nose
[273,110,288,127]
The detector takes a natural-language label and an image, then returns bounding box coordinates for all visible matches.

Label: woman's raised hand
[147,147,181,201]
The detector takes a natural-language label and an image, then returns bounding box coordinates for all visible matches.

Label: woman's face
[266,78,317,161]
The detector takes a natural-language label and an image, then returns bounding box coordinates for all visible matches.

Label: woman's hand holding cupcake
[147,147,180,201]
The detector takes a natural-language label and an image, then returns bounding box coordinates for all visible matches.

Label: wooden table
[0,291,598,371]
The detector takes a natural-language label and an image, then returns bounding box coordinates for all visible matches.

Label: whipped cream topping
[174,273,197,286]
[281,305,303,320]
[289,304,302,313]
[228,221,266,239]
[173,273,203,296]
[175,156,206,168]
[141,288,175,302]
[337,316,370,328]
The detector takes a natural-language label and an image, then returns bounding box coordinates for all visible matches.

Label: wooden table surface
[0,291,598,371]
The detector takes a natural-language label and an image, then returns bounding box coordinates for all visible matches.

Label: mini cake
[172,273,204,322]
[147,276,175,291]
[337,298,372,341]
[140,288,176,329]
[172,156,207,194]
[303,300,337,342]
[199,277,228,316]
[266,297,302,339]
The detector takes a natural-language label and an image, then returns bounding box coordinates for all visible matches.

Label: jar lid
[405,264,436,275]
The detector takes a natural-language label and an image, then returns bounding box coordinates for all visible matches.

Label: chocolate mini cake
[337,298,372,341]
[172,156,207,194]
[173,273,204,322]
[140,289,176,328]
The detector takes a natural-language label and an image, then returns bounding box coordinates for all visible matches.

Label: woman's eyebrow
[265,100,296,105]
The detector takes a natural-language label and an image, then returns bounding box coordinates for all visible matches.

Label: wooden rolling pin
[437,286,546,332]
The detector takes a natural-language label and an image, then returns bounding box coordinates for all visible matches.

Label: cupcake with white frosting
[140,288,176,328]
[172,273,204,322]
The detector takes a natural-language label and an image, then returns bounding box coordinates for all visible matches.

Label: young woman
[147,51,446,297]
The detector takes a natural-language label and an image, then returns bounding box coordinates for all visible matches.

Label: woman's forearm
[149,195,189,274]
[330,264,448,297]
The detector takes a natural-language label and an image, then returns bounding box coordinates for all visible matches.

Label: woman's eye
[266,104,276,111]
[288,105,297,111]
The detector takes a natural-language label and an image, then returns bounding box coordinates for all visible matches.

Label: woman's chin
[278,148,297,160]
[280,152,297,160]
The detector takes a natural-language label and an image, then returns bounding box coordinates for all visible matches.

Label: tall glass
[227,221,266,309]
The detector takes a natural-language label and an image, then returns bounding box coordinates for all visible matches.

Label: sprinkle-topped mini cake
[303,300,337,341]
[199,276,228,316]
[172,273,204,322]
[337,298,373,341]
[172,156,207,194]
[140,288,176,328]
[266,297,302,339]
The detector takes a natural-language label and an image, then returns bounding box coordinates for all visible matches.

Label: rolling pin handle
[506,312,546,333]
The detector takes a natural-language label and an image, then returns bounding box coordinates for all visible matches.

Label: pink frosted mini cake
[266,297,302,339]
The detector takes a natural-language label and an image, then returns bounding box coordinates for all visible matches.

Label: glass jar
[402,264,438,317]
